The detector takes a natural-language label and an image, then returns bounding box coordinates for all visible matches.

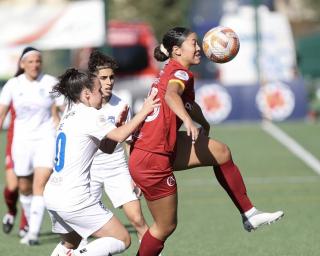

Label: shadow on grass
[38,224,137,245]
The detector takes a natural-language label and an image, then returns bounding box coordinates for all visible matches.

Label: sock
[19,194,32,222]
[244,207,257,218]
[28,195,45,237]
[3,187,18,216]
[136,230,164,256]
[74,237,126,256]
[213,159,253,213]
[19,209,28,230]
[78,238,88,248]
[50,242,73,256]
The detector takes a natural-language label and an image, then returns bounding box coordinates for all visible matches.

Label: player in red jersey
[129,27,284,256]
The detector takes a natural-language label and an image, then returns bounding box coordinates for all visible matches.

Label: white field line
[261,121,320,175]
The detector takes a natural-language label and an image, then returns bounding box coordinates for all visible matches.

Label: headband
[21,49,41,60]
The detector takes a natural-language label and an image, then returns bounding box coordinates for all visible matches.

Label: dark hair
[154,27,192,62]
[15,46,41,77]
[52,68,97,107]
[88,50,118,73]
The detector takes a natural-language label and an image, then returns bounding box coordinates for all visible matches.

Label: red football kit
[129,59,195,200]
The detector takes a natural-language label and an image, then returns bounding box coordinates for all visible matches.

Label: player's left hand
[132,181,142,198]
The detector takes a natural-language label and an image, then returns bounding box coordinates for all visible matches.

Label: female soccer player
[0,47,64,245]
[87,50,149,241]
[128,27,284,255]
[44,68,159,256]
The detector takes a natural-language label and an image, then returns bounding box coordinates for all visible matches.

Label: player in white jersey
[43,68,159,256]
[87,50,149,242]
[0,47,64,245]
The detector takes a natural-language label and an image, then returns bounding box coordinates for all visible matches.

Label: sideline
[261,121,320,175]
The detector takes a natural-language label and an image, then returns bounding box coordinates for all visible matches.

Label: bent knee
[156,222,177,239]
[129,214,146,228]
[209,141,232,164]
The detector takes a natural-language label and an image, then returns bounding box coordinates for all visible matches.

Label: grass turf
[0,121,319,255]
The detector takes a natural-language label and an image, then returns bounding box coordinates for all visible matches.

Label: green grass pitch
[0,121,319,255]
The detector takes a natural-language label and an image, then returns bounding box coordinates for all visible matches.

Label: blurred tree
[109,0,191,40]
[305,0,320,21]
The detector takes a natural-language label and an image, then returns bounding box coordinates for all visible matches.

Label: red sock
[19,209,28,229]
[3,187,18,216]
[214,159,253,213]
[136,230,164,256]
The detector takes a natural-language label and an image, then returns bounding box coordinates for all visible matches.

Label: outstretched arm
[105,90,160,143]
[99,105,129,154]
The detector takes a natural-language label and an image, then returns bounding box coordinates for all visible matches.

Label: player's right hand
[184,118,199,144]
[142,89,161,115]
[116,105,129,127]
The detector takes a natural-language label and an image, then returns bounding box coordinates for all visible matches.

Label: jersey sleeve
[168,69,190,91]
[86,108,116,141]
[0,79,14,106]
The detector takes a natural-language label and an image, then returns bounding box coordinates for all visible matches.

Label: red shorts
[129,148,177,201]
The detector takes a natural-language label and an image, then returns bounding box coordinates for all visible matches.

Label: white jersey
[0,73,60,140]
[43,103,116,212]
[92,94,132,170]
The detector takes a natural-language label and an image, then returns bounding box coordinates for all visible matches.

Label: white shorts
[90,164,138,208]
[47,201,113,239]
[12,136,55,176]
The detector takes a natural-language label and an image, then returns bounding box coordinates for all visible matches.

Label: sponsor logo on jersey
[167,175,176,187]
[196,84,232,124]
[96,114,108,127]
[107,116,115,124]
[256,81,295,121]
[174,70,189,81]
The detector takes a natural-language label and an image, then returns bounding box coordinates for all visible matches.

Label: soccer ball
[202,26,240,63]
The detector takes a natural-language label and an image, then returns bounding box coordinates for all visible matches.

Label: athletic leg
[21,167,51,245]
[122,200,149,240]
[72,216,130,256]
[2,168,19,234]
[17,176,33,222]
[174,131,253,212]
[137,194,177,256]
[174,131,283,231]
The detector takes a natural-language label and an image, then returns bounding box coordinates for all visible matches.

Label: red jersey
[132,59,195,155]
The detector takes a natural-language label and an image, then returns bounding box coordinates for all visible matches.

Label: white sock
[244,207,257,218]
[74,237,126,256]
[28,195,45,236]
[19,194,32,223]
[78,238,88,248]
[50,242,74,256]
[50,242,65,256]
